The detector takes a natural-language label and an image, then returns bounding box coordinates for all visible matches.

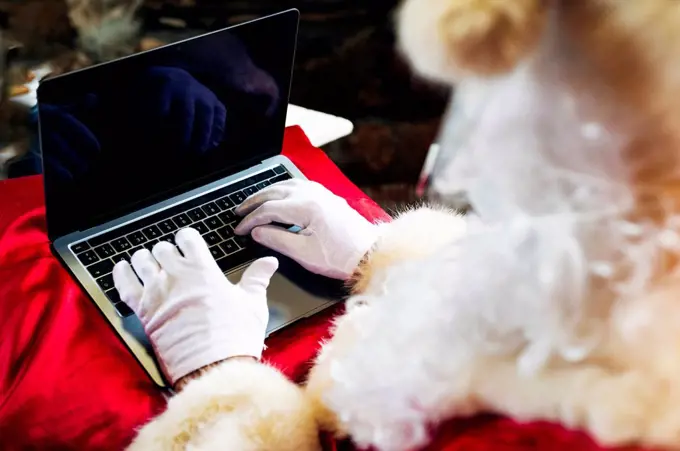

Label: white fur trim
[307,206,471,446]
[126,360,320,451]
[354,205,467,297]
[375,205,467,255]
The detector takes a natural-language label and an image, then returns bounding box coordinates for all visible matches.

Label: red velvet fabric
[0,126,643,451]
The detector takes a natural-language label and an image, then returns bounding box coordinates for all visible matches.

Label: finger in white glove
[114,257,144,311]
[240,257,280,293]
[132,248,161,284]
[234,180,379,280]
[113,227,278,385]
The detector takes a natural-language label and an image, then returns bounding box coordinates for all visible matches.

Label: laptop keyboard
[70,165,292,317]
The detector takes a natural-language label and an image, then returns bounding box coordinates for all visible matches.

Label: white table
[285,104,354,147]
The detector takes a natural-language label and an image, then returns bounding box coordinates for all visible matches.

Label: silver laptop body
[37,9,338,389]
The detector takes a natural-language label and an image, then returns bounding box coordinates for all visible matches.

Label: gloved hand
[137,66,227,153]
[112,227,278,385]
[39,98,101,182]
[234,180,380,280]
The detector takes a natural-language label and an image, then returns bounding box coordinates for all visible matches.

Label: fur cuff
[350,205,467,295]
[127,360,321,451]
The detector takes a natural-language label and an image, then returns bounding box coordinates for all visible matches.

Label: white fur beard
[321,200,680,451]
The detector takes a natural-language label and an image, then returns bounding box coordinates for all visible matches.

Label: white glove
[112,227,278,385]
[234,179,379,280]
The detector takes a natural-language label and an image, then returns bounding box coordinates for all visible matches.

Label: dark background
[0,0,452,209]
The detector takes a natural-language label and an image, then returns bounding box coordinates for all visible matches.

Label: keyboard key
[142,225,162,240]
[218,209,237,224]
[216,225,234,240]
[97,274,114,291]
[216,196,234,210]
[193,222,209,235]
[229,191,246,205]
[114,302,135,317]
[112,253,129,264]
[202,202,220,216]
[86,213,161,248]
[87,259,114,278]
[210,245,225,260]
[216,247,256,273]
[87,234,114,248]
[159,234,176,245]
[204,216,223,230]
[76,250,99,265]
[188,208,206,221]
[127,231,147,245]
[173,213,191,227]
[87,182,241,247]
[82,172,287,254]
[216,256,230,272]
[236,171,272,188]
[158,219,178,234]
[270,174,291,184]
[203,231,221,246]
[143,240,159,251]
[273,165,286,175]
[94,244,116,259]
[219,239,239,255]
[243,186,258,196]
[111,237,132,253]
[234,235,251,249]
[72,242,89,253]
[255,181,270,190]
[106,289,121,304]
[257,169,277,180]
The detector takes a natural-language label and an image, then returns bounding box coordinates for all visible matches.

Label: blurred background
[0,0,452,210]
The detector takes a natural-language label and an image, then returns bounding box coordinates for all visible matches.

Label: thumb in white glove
[112,227,278,386]
[234,179,379,280]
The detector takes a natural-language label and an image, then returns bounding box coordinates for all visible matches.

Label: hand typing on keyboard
[112,227,278,385]
[234,179,380,280]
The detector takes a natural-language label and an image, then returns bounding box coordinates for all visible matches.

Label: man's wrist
[173,356,258,392]
[347,248,373,290]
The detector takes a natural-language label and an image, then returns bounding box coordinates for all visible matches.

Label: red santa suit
[120,1,680,450]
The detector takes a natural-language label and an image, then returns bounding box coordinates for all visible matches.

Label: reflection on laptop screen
[38,10,298,241]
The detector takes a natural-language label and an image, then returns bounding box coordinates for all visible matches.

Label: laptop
[36,9,339,389]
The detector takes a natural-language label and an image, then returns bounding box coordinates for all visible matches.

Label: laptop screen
[38,9,299,241]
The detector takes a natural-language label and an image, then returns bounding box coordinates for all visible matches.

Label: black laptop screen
[38,10,298,241]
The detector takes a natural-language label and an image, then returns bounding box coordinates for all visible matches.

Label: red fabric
[0,126,643,451]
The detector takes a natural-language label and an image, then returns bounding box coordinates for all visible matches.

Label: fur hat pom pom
[396,0,549,84]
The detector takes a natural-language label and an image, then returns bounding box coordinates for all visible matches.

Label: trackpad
[225,253,344,334]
